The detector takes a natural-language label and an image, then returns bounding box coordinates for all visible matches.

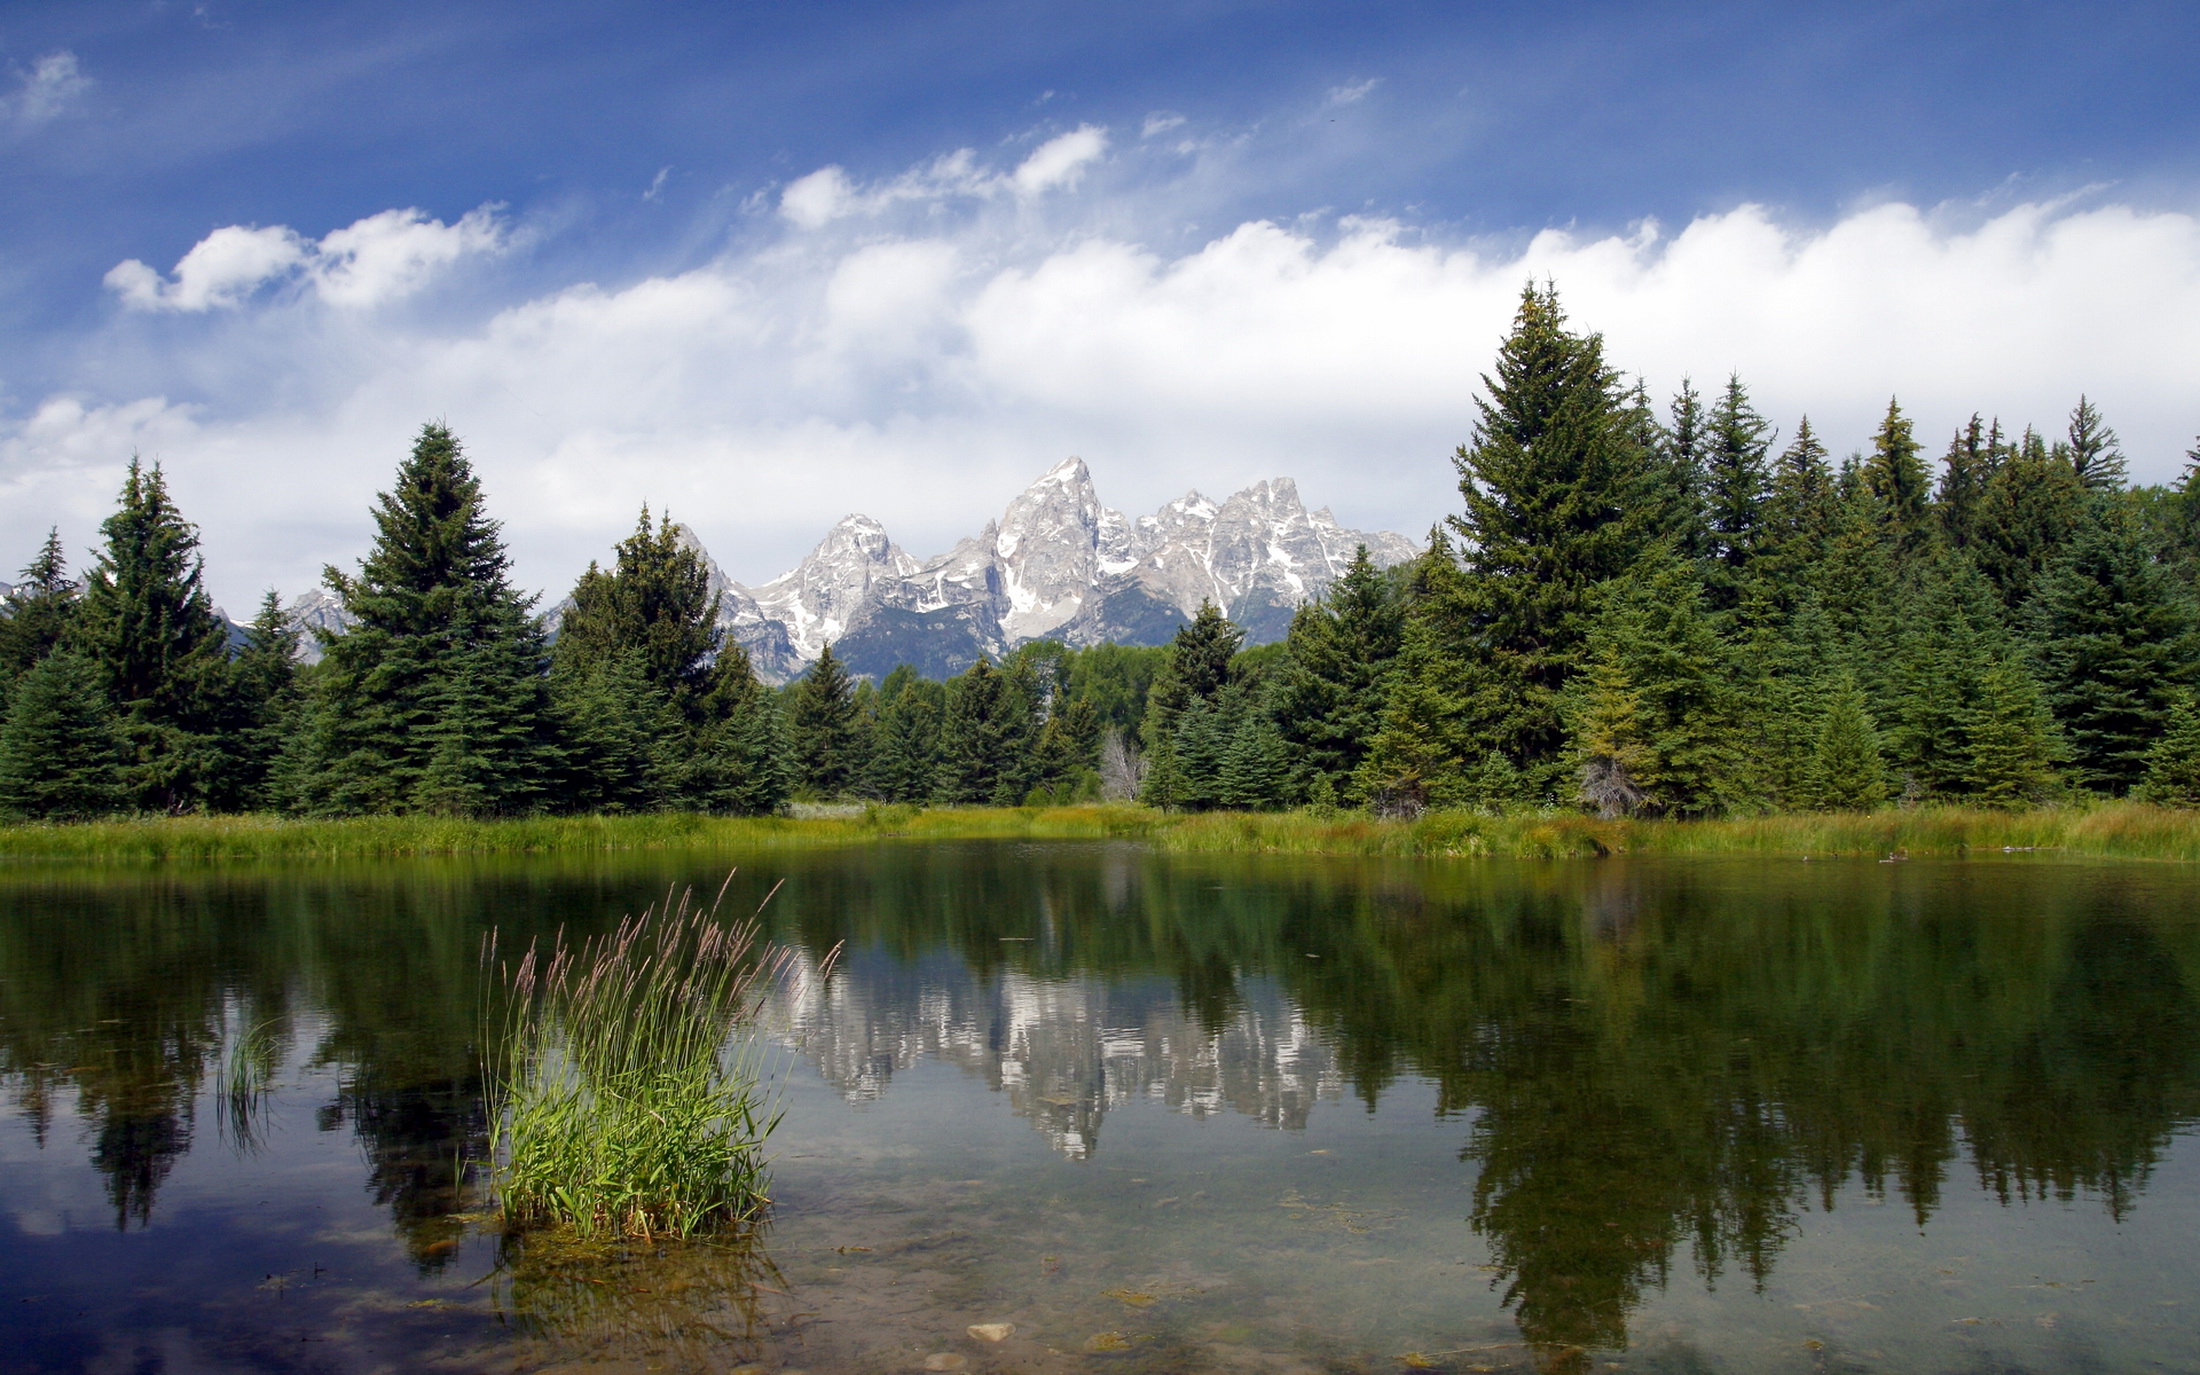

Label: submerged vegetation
[6,798,2200,863]
[484,882,803,1240]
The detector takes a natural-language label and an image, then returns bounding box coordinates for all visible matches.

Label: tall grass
[483,878,816,1241]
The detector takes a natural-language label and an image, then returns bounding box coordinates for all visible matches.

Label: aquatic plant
[483,879,813,1240]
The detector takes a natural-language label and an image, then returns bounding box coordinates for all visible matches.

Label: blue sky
[4,0,2197,607]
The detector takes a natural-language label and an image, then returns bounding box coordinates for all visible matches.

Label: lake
[1,842,2196,1374]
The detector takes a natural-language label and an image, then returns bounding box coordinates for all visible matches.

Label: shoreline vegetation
[4,799,2199,864]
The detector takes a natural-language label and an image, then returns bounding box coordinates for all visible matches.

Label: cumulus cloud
[104,207,501,311]
[19,133,2200,614]
[4,51,88,125]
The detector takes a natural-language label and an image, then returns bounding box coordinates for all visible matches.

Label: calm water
[1,844,2197,1375]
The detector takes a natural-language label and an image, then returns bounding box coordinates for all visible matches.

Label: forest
[2,284,2198,822]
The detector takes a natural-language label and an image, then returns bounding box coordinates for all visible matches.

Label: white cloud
[105,207,502,312]
[1325,78,1380,106]
[1141,112,1186,138]
[1012,125,1107,195]
[24,140,2200,615]
[4,51,88,124]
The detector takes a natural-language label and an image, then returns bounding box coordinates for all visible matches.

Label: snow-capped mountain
[698,457,1418,682]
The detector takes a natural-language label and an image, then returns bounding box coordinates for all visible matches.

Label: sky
[2,0,2197,611]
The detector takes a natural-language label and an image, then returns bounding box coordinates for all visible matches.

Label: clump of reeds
[483,878,802,1241]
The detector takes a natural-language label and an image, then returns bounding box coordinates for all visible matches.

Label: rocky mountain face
[698,458,1418,682]
[277,458,1416,680]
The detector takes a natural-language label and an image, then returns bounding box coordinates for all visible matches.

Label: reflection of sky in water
[1,846,2198,1372]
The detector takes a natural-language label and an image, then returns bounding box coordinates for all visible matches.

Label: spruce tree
[1660,377,1712,557]
[1214,687,1289,810]
[1936,415,1992,550]
[1863,399,1931,551]
[683,643,791,814]
[1807,673,1889,811]
[296,424,557,816]
[1750,418,1839,615]
[2064,396,2127,493]
[74,460,235,811]
[229,591,304,810]
[2136,692,2200,808]
[553,508,718,708]
[788,642,860,798]
[1974,427,2083,611]
[1703,374,1771,578]
[0,650,125,820]
[0,529,80,714]
[1444,285,1664,791]
[1963,657,2061,808]
[937,656,1017,804]
[1271,546,1405,799]
[870,668,943,803]
[2027,501,2199,794]
[1140,601,1242,807]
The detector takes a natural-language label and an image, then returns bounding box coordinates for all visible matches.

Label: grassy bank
[1,801,2197,864]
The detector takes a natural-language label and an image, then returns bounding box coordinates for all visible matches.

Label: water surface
[1,843,2196,1374]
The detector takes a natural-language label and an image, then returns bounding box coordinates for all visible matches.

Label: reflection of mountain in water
[765,949,1342,1157]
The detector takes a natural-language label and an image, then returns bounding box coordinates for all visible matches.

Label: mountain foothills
[4,284,2200,823]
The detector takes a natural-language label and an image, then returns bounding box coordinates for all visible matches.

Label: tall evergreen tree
[1140,601,1242,807]
[229,591,304,810]
[1660,377,1712,556]
[2027,501,2199,794]
[1443,285,1664,790]
[1962,657,2061,808]
[1936,415,1992,550]
[1751,417,1839,614]
[1357,536,1494,811]
[74,460,235,812]
[295,424,557,816]
[938,655,1025,804]
[1806,673,1889,812]
[0,529,81,713]
[1703,374,1771,578]
[869,666,944,803]
[2064,396,2127,493]
[0,650,125,820]
[683,642,790,815]
[788,642,861,798]
[1271,546,1405,799]
[1973,427,2083,611]
[2136,692,2200,808]
[553,508,718,707]
[1862,399,1931,550]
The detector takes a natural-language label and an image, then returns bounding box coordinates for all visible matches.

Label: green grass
[2,799,2197,864]
[483,881,803,1241]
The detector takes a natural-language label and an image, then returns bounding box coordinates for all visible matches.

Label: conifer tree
[229,591,304,810]
[1140,601,1241,807]
[1974,427,2083,611]
[870,667,943,803]
[1863,399,1931,551]
[0,529,80,713]
[2064,396,2127,492]
[1660,377,1712,556]
[683,643,790,814]
[936,656,1017,804]
[1962,657,2061,808]
[1806,673,1889,811]
[788,642,860,798]
[1271,546,1404,799]
[1750,418,1839,614]
[0,650,125,820]
[2136,692,2200,808]
[1936,415,1992,550]
[1214,687,1289,810]
[295,424,557,816]
[1357,532,1501,810]
[74,460,235,812]
[2027,501,2199,794]
[1703,374,1771,577]
[1444,285,1664,790]
[1034,693,1103,799]
[1881,551,2004,799]
[554,508,718,707]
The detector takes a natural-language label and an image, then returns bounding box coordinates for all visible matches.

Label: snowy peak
[701,460,1415,682]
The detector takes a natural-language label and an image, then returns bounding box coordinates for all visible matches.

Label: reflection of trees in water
[2,848,2197,1366]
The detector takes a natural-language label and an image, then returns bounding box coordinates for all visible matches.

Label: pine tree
[548,648,665,812]
[870,667,943,803]
[1806,673,1889,812]
[2136,692,2200,808]
[1271,546,1405,798]
[938,656,1017,804]
[1569,641,1650,818]
[1660,377,1712,557]
[1863,399,1931,551]
[1140,601,1242,807]
[1936,415,1992,549]
[0,650,125,820]
[1974,426,2084,611]
[788,642,860,798]
[296,424,557,816]
[2064,396,2127,493]
[1215,687,1289,810]
[1963,657,2061,808]
[553,508,718,708]
[682,643,791,814]
[1444,285,1664,791]
[1703,374,1771,578]
[1750,418,1839,615]
[228,591,303,810]
[1881,551,2003,800]
[0,529,80,714]
[2027,501,2199,794]
[74,460,235,811]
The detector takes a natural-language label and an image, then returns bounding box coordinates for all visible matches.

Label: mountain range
[276,457,1416,681]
